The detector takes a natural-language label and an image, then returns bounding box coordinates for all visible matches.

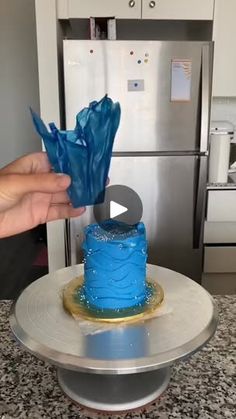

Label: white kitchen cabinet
[142,0,214,20]
[213,0,236,96]
[204,246,236,273]
[204,221,236,244]
[203,246,236,294]
[57,0,142,19]
[206,190,236,222]
[58,0,214,20]
[202,189,236,294]
[202,273,236,294]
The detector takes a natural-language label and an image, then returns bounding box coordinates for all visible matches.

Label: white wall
[211,97,236,128]
[0,0,40,168]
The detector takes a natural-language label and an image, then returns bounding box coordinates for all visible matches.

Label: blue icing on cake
[82,220,148,310]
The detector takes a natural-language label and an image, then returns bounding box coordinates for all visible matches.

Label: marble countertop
[0,296,235,419]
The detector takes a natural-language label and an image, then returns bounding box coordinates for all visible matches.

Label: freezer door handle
[64,219,71,267]
[200,44,211,154]
[193,157,207,249]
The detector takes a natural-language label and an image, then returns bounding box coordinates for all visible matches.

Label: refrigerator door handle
[193,157,207,249]
[64,219,71,267]
[200,44,211,154]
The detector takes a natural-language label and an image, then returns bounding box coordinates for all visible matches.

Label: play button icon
[94,184,143,227]
[110,201,128,218]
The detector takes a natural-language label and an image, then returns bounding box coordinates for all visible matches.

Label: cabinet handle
[129,0,135,7]
[149,1,156,8]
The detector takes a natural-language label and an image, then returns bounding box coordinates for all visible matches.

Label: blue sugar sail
[30,96,121,207]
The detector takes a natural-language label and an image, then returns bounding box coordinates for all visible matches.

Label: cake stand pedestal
[10,264,218,413]
[58,367,171,411]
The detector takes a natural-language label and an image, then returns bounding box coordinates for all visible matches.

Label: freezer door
[70,155,207,282]
[64,40,212,152]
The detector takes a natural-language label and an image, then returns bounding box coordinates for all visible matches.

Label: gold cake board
[63,275,164,323]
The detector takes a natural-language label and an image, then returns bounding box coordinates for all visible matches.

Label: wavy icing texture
[82,221,148,310]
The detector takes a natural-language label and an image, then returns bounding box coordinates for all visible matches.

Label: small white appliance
[209,121,234,183]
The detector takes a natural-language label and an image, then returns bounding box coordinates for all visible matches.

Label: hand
[0,152,86,238]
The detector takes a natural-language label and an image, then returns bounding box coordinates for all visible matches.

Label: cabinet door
[142,0,214,20]
[61,0,142,19]
[206,191,236,222]
[213,0,236,96]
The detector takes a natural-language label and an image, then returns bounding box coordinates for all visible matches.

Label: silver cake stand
[10,264,218,413]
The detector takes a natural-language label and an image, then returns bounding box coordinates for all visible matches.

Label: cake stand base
[10,264,218,412]
[58,367,171,412]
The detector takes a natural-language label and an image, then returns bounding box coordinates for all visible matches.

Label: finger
[0,173,71,199]
[46,205,86,222]
[0,152,51,175]
[51,191,70,204]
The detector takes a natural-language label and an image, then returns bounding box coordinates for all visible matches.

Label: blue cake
[82,220,148,311]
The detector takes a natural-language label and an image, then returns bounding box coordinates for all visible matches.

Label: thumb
[0,172,71,199]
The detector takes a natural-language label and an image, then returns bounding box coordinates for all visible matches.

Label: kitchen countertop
[0,296,235,419]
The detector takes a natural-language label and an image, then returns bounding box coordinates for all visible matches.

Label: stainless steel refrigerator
[63,40,213,282]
